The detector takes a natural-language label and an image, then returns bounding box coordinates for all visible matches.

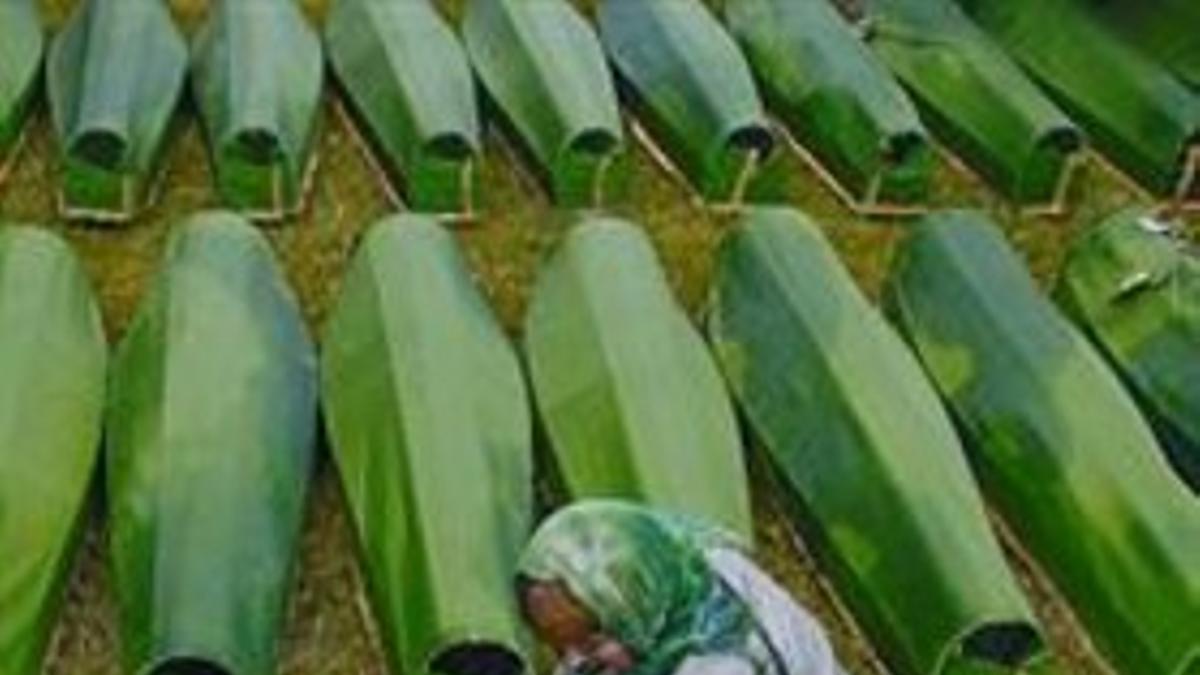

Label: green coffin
[864,0,1083,207]
[107,212,316,675]
[884,211,1200,675]
[727,0,934,211]
[47,0,186,220]
[956,0,1200,202]
[323,215,532,675]
[0,226,105,675]
[192,0,324,220]
[326,0,481,216]
[1088,0,1200,90]
[598,0,775,203]
[710,208,1049,675]
[0,0,42,183]
[1056,208,1200,493]
[463,0,624,207]
[525,217,752,538]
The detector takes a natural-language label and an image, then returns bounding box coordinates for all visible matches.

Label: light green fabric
[0,0,41,158]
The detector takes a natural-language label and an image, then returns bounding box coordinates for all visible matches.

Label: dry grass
[2,0,1197,673]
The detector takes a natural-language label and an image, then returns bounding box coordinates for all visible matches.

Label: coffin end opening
[727,125,776,160]
[1038,126,1084,158]
[148,657,232,675]
[883,131,927,167]
[430,641,526,675]
[231,128,282,165]
[961,622,1043,668]
[71,129,128,170]
[568,128,621,158]
[426,132,477,162]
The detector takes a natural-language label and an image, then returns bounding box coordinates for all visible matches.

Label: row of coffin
[0,0,1199,222]
[1,206,1197,675]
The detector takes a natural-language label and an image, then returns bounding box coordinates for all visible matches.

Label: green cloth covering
[1055,209,1200,491]
[191,0,324,218]
[325,0,481,214]
[597,0,773,202]
[1087,0,1200,89]
[956,0,1200,198]
[463,0,623,207]
[727,0,933,208]
[0,227,106,675]
[864,0,1080,205]
[0,0,41,163]
[46,0,186,218]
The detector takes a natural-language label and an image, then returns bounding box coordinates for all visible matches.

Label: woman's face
[520,581,635,673]
[521,581,596,652]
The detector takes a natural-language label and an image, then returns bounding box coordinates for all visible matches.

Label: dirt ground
[3,0,1197,673]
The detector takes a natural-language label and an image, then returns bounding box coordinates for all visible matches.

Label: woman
[516,500,846,675]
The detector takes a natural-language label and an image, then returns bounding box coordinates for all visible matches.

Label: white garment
[675,654,757,675]
[704,548,846,675]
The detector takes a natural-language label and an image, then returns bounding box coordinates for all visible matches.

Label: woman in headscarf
[516,500,846,675]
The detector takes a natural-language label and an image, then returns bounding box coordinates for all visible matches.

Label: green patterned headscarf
[518,501,753,674]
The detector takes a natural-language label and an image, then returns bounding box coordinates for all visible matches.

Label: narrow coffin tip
[429,641,526,675]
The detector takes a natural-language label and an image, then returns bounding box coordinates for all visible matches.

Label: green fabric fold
[0,226,106,675]
[884,210,1200,675]
[107,212,316,675]
[47,0,186,220]
[326,0,481,215]
[322,215,532,675]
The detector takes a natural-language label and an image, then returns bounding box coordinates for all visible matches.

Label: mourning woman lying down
[516,501,846,675]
